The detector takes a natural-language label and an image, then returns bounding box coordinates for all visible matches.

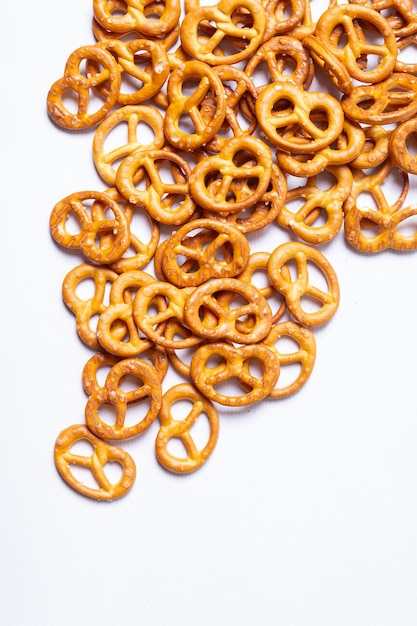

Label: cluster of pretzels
[49,0,417,501]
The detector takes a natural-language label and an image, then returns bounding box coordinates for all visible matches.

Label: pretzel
[93,104,165,186]
[47,44,121,129]
[256,81,344,153]
[87,39,170,105]
[346,125,390,171]
[115,148,197,225]
[96,270,156,356]
[54,424,136,500]
[50,190,131,264]
[352,0,417,38]
[341,72,417,125]
[160,218,250,287]
[390,118,417,175]
[93,0,181,36]
[85,357,163,439]
[263,0,307,40]
[155,383,219,473]
[244,35,313,90]
[163,60,227,151]
[267,242,340,326]
[190,342,280,406]
[180,0,266,65]
[184,277,273,343]
[343,160,417,251]
[259,321,316,398]
[277,165,352,245]
[62,264,125,349]
[188,136,273,213]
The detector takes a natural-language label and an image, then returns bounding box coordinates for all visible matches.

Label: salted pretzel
[256,81,344,153]
[184,277,273,344]
[352,0,417,38]
[87,39,170,105]
[267,242,340,326]
[341,72,417,125]
[116,148,197,225]
[133,281,203,349]
[50,190,131,265]
[163,60,227,151]
[62,263,125,349]
[93,104,165,186]
[93,0,181,36]
[263,0,307,40]
[259,321,316,398]
[180,0,266,65]
[160,218,250,287]
[90,187,160,273]
[155,384,219,473]
[343,159,417,251]
[47,44,121,129]
[190,342,280,406]
[96,269,156,357]
[277,165,353,245]
[390,118,417,175]
[244,35,313,90]
[313,4,398,84]
[85,357,163,440]
[188,136,273,213]
[54,424,136,501]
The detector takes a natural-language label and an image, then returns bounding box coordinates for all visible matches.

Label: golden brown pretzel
[155,384,219,473]
[263,0,306,40]
[256,81,344,153]
[62,264,125,349]
[180,0,266,65]
[85,357,163,439]
[190,342,280,406]
[390,118,417,175]
[54,424,136,501]
[93,0,181,36]
[267,242,340,326]
[348,125,391,170]
[93,104,165,186]
[50,190,131,264]
[184,277,273,344]
[188,136,273,213]
[163,60,227,151]
[116,148,197,225]
[47,45,121,129]
[160,218,250,287]
[260,321,316,398]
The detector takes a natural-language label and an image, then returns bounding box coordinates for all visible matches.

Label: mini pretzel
[160,218,250,287]
[184,277,273,344]
[54,424,136,501]
[260,321,316,398]
[93,104,165,186]
[277,165,352,245]
[190,342,280,406]
[163,60,227,151]
[62,264,125,349]
[180,0,266,65]
[263,0,307,40]
[50,190,130,264]
[267,242,340,326]
[115,148,197,225]
[188,136,273,213]
[341,72,417,125]
[87,39,170,105]
[313,4,398,84]
[85,357,163,439]
[96,269,156,357]
[93,0,181,36]
[390,118,417,175]
[155,383,219,473]
[47,44,121,129]
[256,81,344,153]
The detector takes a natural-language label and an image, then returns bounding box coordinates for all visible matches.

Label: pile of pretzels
[49,0,417,501]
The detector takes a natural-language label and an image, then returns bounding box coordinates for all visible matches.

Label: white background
[2,2,417,625]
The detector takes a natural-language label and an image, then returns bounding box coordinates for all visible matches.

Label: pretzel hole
[64,209,83,236]
[405,134,417,159]
[305,259,330,294]
[276,361,302,388]
[70,438,95,456]
[102,460,124,484]
[395,215,417,238]
[96,402,118,426]
[358,217,382,239]
[118,373,145,394]
[70,464,102,490]
[166,436,189,459]
[61,88,83,115]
